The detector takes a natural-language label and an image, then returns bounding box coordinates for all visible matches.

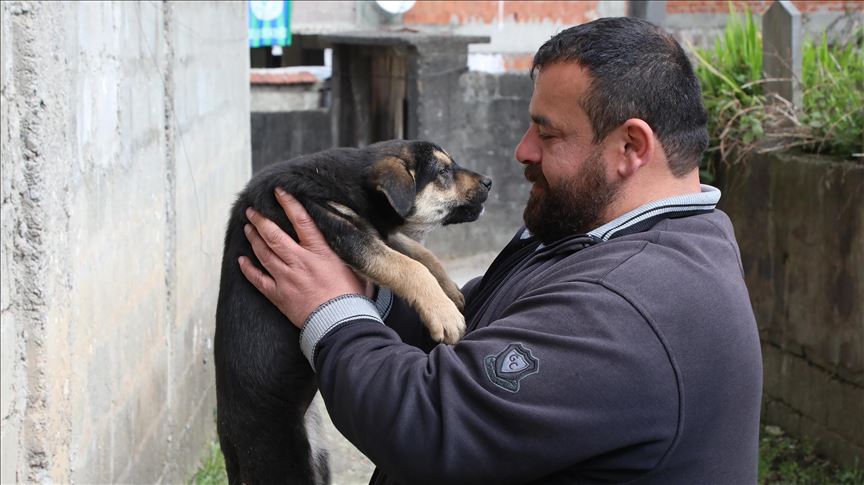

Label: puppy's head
[367,140,492,233]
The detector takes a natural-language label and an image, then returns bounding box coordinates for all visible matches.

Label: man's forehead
[529,90,581,129]
[529,63,591,124]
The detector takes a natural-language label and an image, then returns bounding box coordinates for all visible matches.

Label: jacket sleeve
[304,280,679,484]
[371,286,433,351]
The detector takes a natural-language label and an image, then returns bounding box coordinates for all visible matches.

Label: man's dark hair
[532,17,709,176]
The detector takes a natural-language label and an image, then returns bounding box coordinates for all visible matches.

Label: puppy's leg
[360,241,465,343]
[387,232,464,311]
[310,204,465,343]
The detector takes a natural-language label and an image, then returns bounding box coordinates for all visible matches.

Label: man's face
[514,62,621,244]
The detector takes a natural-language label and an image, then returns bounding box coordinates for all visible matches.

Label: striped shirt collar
[521,184,721,244]
[588,184,721,241]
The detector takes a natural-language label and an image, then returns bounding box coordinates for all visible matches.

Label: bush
[801,33,864,157]
[691,4,864,179]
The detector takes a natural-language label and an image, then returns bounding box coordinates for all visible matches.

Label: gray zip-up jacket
[299,186,763,484]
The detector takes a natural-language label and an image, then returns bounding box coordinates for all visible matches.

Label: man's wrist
[299,294,384,369]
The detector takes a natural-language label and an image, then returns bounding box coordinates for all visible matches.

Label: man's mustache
[524,165,545,184]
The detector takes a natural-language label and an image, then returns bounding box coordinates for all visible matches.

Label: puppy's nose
[480,177,492,190]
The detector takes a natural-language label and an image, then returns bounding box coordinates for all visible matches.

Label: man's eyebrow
[531,114,557,130]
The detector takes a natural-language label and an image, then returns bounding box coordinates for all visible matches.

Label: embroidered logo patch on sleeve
[484,343,539,392]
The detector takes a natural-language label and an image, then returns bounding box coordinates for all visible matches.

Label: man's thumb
[275,188,329,250]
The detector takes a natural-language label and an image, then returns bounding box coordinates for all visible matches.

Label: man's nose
[514,128,540,165]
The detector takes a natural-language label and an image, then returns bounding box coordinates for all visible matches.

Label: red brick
[503,53,535,72]
[667,1,770,14]
[249,68,318,85]
[667,0,861,14]
[404,1,598,25]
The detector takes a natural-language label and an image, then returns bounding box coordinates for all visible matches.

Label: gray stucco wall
[0,1,250,482]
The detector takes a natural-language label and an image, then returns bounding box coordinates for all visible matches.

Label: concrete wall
[717,152,864,468]
[0,1,250,482]
[250,85,321,112]
[251,110,332,173]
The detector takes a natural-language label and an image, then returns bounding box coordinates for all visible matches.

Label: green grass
[758,426,863,485]
[189,426,863,484]
[189,441,228,485]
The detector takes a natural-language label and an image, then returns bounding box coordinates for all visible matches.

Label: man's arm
[308,281,679,484]
[240,191,678,483]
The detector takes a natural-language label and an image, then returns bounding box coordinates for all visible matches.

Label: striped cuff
[299,294,384,370]
[374,286,394,320]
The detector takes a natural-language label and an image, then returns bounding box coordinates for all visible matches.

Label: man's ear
[613,118,655,179]
[369,157,416,218]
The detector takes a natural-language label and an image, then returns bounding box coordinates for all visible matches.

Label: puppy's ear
[369,156,416,218]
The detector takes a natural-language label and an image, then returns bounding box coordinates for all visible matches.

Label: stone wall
[717,152,864,468]
[0,1,250,482]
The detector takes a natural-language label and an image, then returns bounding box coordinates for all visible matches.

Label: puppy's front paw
[424,302,466,345]
[441,279,465,312]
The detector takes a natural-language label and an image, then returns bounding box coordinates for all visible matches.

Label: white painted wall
[0,1,250,482]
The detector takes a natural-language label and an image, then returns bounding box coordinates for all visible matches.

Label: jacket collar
[588,184,721,241]
[522,184,721,246]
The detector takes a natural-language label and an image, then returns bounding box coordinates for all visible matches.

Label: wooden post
[763,0,803,108]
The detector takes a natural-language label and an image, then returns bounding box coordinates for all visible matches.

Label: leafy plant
[800,32,864,156]
[691,3,864,179]
[691,4,767,176]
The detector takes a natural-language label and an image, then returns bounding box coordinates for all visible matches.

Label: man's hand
[238,188,371,328]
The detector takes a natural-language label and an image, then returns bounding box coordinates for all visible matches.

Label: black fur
[214,140,490,484]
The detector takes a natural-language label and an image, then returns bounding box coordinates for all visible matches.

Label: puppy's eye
[439,166,452,175]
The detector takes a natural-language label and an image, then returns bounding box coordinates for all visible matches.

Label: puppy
[214,139,491,484]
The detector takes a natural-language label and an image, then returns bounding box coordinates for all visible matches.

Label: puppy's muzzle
[444,171,491,225]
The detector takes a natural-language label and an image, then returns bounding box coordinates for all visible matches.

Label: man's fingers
[274,189,329,250]
[238,255,277,298]
[245,207,300,260]
[244,223,294,278]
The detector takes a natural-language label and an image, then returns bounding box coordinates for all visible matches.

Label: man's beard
[522,149,621,244]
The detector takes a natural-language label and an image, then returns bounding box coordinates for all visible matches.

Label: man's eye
[538,133,555,140]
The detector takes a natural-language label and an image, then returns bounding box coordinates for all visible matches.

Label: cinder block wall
[0,1,250,482]
[718,153,864,468]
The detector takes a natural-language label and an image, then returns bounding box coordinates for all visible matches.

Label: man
[239,17,763,484]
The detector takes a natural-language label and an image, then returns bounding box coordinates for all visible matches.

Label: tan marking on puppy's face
[401,147,491,239]
[433,149,453,168]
